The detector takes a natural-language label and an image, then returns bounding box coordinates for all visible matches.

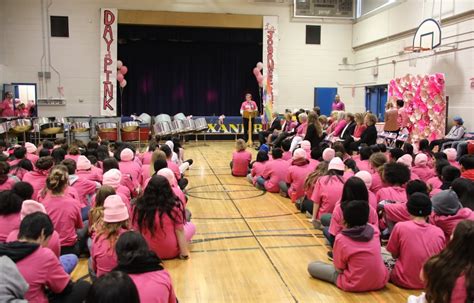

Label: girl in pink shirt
[423,220,474,303]
[387,193,445,289]
[103,169,132,207]
[413,153,436,182]
[231,139,252,177]
[0,190,22,242]
[355,146,372,172]
[368,152,388,193]
[86,271,140,302]
[257,148,290,192]
[281,148,312,202]
[91,195,130,277]
[115,231,177,303]
[103,157,136,196]
[41,166,84,256]
[62,159,98,210]
[119,148,142,188]
[89,186,116,237]
[311,157,346,222]
[299,161,329,215]
[248,150,269,185]
[132,175,195,259]
[308,200,389,292]
[0,161,16,191]
[427,159,450,196]
[22,156,54,199]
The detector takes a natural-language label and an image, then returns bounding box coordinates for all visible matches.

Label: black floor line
[197,148,300,303]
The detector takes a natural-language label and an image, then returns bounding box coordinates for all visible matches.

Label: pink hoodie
[286,161,313,202]
[310,175,345,219]
[262,159,290,192]
[22,170,49,200]
[250,161,267,185]
[232,151,252,177]
[0,177,16,191]
[69,175,97,208]
[119,161,142,188]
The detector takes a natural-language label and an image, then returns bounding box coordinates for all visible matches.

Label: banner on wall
[262,16,278,125]
[99,8,118,116]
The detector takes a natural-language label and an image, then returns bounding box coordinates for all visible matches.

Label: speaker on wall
[50,16,69,37]
[306,25,321,45]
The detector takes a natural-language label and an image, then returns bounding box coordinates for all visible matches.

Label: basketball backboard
[413,18,442,50]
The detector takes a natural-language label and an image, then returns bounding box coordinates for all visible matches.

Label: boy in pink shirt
[386,193,445,289]
[91,195,129,277]
[0,212,90,302]
[257,148,290,193]
[0,190,22,242]
[281,140,292,161]
[280,148,313,202]
[413,153,435,182]
[231,139,252,177]
[355,146,372,172]
[22,156,54,199]
[310,157,346,222]
[247,150,269,185]
[308,200,389,292]
[430,189,474,241]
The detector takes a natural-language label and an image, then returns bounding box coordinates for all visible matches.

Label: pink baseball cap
[397,154,413,168]
[158,168,177,186]
[300,140,311,151]
[103,195,129,223]
[25,142,37,154]
[328,157,345,171]
[414,153,428,166]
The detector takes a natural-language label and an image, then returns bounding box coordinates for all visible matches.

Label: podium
[243,110,258,145]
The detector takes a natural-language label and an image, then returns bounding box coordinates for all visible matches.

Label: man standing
[331,94,345,111]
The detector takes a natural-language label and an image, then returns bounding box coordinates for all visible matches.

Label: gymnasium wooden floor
[72,141,418,302]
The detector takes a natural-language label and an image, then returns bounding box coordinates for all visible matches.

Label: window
[50,16,69,37]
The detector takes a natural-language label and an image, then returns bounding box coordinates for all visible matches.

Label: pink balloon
[256,62,263,71]
[120,66,128,75]
[117,60,123,69]
[257,74,264,83]
[117,73,124,82]
[119,79,127,88]
[253,67,260,78]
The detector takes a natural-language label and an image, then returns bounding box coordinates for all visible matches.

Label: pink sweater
[262,159,290,192]
[286,162,313,202]
[310,175,345,219]
[250,161,267,185]
[232,151,252,177]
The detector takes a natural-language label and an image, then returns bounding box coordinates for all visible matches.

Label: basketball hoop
[404,46,430,67]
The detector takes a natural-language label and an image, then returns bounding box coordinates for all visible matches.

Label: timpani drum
[97,122,118,141]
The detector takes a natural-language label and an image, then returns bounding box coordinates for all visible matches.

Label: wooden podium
[243,110,258,145]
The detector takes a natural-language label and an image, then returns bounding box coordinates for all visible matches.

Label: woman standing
[240,93,258,142]
[0,92,15,117]
[384,102,399,134]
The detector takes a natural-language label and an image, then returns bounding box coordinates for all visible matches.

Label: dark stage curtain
[118,25,262,117]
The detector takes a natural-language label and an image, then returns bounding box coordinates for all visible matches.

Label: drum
[121,121,139,132]
[137,113,152,125]
[121,129,139,141]
[97,122,118,141]
[0,122,8,134]
[173,113,187,121]
[10,119,32,133]
[139,124,150,141]
[155,114,172,124]
[39,117,64,135]
[70,122,90,133]
[171,120,185,134]
[182,119,195,132]
[194,117,208,132]
[154,121,172,137]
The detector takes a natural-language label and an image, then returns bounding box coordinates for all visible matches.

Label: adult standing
[257,111,281,148]
[384,102,399,134]
[396,100,408,130]
[331,95,345,111]
[0,92,15,117]
[240,93,258,143]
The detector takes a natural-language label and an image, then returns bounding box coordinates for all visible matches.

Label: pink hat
[103,195,129,223]
[323,148,335,162]
[397,154,413,168]
[77,155,91,171]
[20,200,46,220]
[103,168,122,188]
[292,148,307,160]
[25,142,37,154]
[158,168,177,186]
[328,157,345,171]
[443,148,457,161]
[355,171,372,189]
[414,153,428,166]
[120,148,134,162]
[300,140,311,151]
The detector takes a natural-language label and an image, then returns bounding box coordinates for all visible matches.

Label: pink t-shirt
[333,226,389,291]
[70,176,97,208]
[167,160,182,181]
[282,151,292,161]
[387,220,445,289]
[77,168,103,183]
[129,269,177,303]
[7,229,61,257]
[449,160,461,169]
[232,151,252,177]
[376,186,407,203]
[22,170,48,200]
[262,158,290,193]
[429,208,474,241]
[16,246,70,303]
[286,162,313,202]
[384,202,412,223]
[0,213,21,242]
[308,159,319,171]
[250,161,267,185]
[296,122,308,137]
[91,229,126,277]
[0,99,14,117]
[451,275,468,303]
[329,202,378,237]
[26,153,39,166]
[42,195,83,246]
[412,165,435,182]
[119,161,142,187]
[0,177,16,191]
[426,176,442,192]
[368,191,377,210]
[141,164,151,186]
[355,159,371,172]
[141,151,153,165]
[133,206,185,259]
[370,172,386,194]
[310,175,345,219]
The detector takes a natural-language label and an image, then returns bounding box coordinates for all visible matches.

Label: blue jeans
[323,227,335,247]
[256,177,266,190]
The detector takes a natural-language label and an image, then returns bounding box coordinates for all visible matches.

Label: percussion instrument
[194,117,208,132]
[171,119,185,134]
[137,113,152,125]
[70,122,90,133]
[173,113,187,121]
[121,121,139,132]
[97,122,118,141]
[155,114,172,124]
[9,119,32,133]
[154,121,172,137]
[139,123,150,141]
[182,119,195,132]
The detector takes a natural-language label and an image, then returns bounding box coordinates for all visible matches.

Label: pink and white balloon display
[388,73,446,144]
[117,60,128,88]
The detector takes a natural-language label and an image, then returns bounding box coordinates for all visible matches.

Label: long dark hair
[419,139,434,157]
[324,169,344,184]
[86,271,140,303]
[132,175,185,235]
[424,220,474,303]
[340,177,368,208]
[0,161,10,185]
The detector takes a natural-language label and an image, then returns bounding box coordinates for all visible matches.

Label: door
[314,87,337,116]
[365,85,388,122]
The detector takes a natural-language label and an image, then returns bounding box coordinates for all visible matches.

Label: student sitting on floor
[22,156,54,200]
[355,146,372,172]
[459,154,474,181]
[443,148,461,169]
[161,145,188,190]
[85,271,140,303]
[385,193,445,289]
[298,162,329,214]
[115,231,177,303]
[256,148,290,193]
[427,159,450,197]
[308,200,389,292]
[354,171,377,209]
[281,139,293,161]
[231,139,252,177]
[310,157,346,229]
[413,153,435,182]
[0,190,22,242]
[247,150,269,185]
[279,148,312,202]
[118,148,142,189]
[0,212,91,303]
[422,220,474,303]
[368,152,388,193]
